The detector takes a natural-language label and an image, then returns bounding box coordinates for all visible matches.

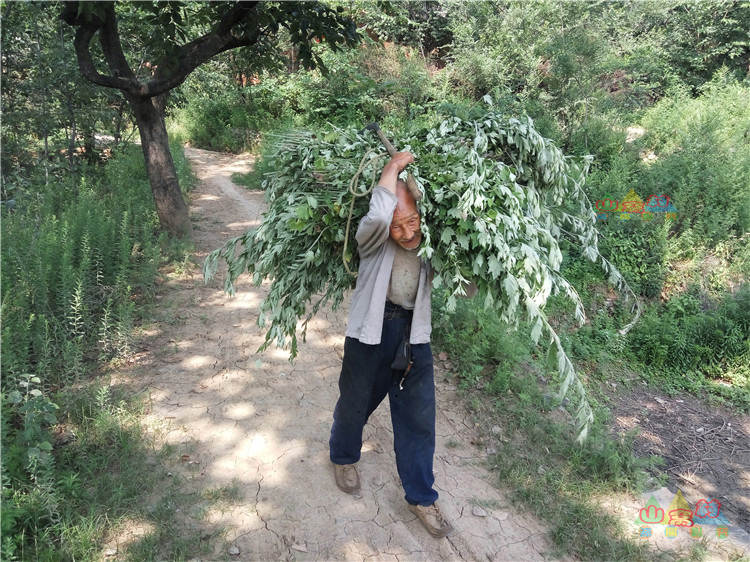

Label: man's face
[390,202,422,250]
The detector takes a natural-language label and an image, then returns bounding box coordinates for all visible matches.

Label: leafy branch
[205,99,641,440]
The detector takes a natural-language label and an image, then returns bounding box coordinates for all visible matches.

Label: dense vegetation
[2,0,749,559]
[192,1,749,407]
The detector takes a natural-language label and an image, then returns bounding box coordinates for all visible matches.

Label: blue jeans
[329,305,438,506]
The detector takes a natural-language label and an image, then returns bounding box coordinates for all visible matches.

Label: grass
[433,283,750,561]
[444,438,462,449]
[433,296,665,561]
[4,373,239,561]
[466,374,661,561]
[0,140,232,561]
[3,382,197,561]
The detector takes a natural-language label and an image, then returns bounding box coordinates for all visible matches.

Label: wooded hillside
[2,1,748,559]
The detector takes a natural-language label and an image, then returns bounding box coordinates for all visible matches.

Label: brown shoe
[333,463,360,494]
[409,502,453,538]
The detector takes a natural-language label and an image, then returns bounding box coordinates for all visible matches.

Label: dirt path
[134,147,561,561]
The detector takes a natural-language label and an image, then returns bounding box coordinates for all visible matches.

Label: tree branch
[215,1,259,36]
[61,2,143,95]
[60,1,320,99]
[71,21,142,94]
[144,30,261,97]
[98,2,137,82]
[142,2,261,97]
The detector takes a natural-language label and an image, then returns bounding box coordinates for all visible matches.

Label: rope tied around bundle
[343,148,388,277]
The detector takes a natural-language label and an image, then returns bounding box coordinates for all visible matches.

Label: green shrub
[627,284,750,401]
[176,94,252,152]
[445,1,547,101]
[579,81,750,302]
[171,40,439,153]
[1,140,192,560]
[432,295,532,391]
[565,113,628,168]
[637,78,750,245]
[598,219,668,299]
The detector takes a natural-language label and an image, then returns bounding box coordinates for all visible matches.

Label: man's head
[390,180,422,250]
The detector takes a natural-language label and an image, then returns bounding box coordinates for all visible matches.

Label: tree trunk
[127,93,192,239]
[113,99,127,146]
[65,95,77,175]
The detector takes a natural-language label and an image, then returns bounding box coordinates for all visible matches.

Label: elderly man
[329,152,452,539]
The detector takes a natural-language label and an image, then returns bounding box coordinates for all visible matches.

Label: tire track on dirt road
[138,147,560,561]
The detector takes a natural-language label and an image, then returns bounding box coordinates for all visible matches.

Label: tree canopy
[58,0,361,237]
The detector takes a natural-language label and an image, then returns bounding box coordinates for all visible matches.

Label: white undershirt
[387,245,421,310]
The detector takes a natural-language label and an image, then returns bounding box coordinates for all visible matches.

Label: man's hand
[389,151,415,171]
[379,152,414,195]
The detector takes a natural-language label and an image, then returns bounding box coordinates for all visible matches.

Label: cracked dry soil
[128,147,562,561]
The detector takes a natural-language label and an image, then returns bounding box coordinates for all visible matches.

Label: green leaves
[488,256,504,279]
[206,100,640,440]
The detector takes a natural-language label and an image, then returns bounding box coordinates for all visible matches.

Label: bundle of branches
[204,98,640,440]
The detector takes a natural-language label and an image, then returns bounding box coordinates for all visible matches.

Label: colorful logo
[639,502,665,524]
[645,194,670,210]
[596,196,620,213]
[694,499,722,521]
[596,190,678,222]
[620,189,645,214]
[634,489,732,540]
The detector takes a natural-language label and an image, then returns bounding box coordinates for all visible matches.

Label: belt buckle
[385,303,401,319]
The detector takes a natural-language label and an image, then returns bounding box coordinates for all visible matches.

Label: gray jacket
[345,186,432,345]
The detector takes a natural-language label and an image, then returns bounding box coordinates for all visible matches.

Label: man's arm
[355,152,415,257]
[377,152,414,196]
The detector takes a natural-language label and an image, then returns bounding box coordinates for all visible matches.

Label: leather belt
[384,301,413,319]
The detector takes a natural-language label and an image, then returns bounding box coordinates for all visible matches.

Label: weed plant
[636,77,750,244]
[433,296,661,560]
[171,39,439,154]
[627,284,750,410]
[1,140,195,560]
